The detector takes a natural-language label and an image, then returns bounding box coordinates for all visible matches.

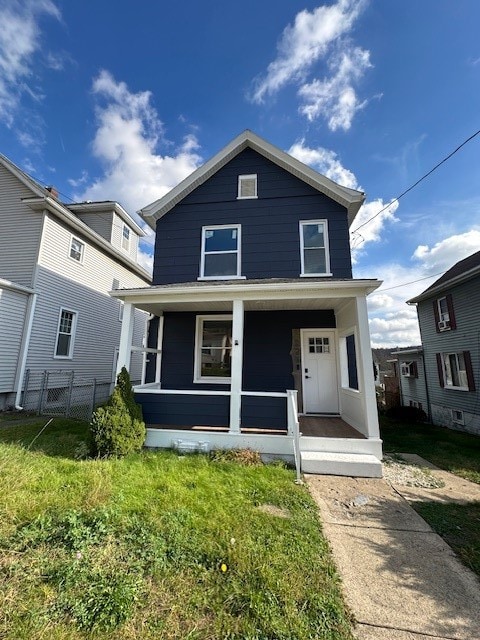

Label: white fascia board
[138,130,365,230]
[23,196,151,282]
[110,279,382,304]
[407,266,480,304]
[391,348,423,355]
[68,201,146,237]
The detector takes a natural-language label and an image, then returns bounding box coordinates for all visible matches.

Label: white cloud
[77,70,203,275]
[299,45,371,130]
[359,229,480,347]
[250,0,370,130]
[288,138,398,258]
[0,0,60,129]
[288,139,358,188]
[412,230,480,274]
[79,71,202,215]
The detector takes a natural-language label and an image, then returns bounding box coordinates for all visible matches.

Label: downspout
[15,293,37,410]
[421,350,431,422]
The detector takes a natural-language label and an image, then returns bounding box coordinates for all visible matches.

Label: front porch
[113,278,383,477]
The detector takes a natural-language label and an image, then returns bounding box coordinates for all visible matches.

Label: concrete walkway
[306,460,480,640]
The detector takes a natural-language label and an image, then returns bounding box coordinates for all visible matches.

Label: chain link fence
[21,370,115,421]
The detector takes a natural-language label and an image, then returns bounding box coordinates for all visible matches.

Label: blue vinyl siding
[241,395,287,429]
[158,310,335,391]
[137,392,229,427]
[153,148,352,284]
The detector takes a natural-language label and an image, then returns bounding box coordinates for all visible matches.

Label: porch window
[340,333,359,391]
[194,315,232,383]
[200,225,241,279]
[299,220,331,276]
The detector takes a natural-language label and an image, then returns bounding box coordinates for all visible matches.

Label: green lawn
[380,416,480,578]
[0,416,354,640]
[380,416,480,484]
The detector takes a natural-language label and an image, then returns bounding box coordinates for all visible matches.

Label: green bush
[90,367,146,457]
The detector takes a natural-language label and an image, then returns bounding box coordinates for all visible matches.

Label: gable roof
[408,250,480,303]
[138,130,365,230]
[0,153,150,282]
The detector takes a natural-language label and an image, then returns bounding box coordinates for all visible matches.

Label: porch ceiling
[111,278,381,315]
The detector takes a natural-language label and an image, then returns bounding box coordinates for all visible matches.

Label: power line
[351,128,480,237]
[370,270,445,295]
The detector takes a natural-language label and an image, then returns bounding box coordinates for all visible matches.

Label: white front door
[302,330,339,414]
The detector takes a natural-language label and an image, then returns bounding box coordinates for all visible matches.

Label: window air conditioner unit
[438,320,450,330]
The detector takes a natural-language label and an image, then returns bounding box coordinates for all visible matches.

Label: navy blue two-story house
[113,131,383,476]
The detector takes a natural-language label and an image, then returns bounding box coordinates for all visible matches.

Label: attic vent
[238,174,257,199]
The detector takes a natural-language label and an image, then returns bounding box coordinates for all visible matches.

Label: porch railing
[287,389,302,483]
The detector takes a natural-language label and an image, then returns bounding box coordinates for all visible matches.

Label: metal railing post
[66,370,74,417]
[287,389,302,484]
[23,369,31,410]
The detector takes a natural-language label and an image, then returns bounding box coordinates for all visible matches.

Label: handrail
[287,389,302,484]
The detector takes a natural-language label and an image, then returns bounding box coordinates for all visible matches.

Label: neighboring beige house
[0,153,151,411]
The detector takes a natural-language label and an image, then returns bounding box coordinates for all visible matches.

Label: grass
[380,416,480,484]
[380,415,480,579]
[0,416,354,640]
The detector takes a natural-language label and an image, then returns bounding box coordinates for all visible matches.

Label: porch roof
[110,277,381,314]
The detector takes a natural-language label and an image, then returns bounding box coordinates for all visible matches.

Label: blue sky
[1,0,479,347]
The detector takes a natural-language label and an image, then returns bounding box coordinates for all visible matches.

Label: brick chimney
[46,186,59,199]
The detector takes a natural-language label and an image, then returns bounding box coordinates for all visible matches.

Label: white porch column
[229,298,244,433]
[116,302,135,378]
[356,295,380,438]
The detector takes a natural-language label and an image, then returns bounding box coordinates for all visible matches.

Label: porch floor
[299,415,366,439]
[146,416,365,439]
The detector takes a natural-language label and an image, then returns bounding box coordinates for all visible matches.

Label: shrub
[385,405,428,423]
[90,367,146,457]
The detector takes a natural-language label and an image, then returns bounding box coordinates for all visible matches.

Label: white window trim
[237,174,258,199]
[194,314,233,384]
[451,409,465,425]
[442,352,468,391]
[121,224,131,252]
[299,219,332,277]
[199,224,242,280]
[54,307,78,360]
[69,235,85,264]
[401,361,414,377]
[119,300,124,322]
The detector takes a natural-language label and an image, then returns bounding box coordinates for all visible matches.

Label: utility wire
[369,270,445,295]
[351,128,480,236]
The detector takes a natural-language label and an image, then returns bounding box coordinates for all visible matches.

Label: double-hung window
[54,308,77,359]
[299,220,331,276]
[200,225,241,279]
[195,315,232,383]
[122,224,130,252]
[437,297,450,330]
[69,236,84,263]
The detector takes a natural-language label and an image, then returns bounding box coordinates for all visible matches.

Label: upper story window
[194,315,232,383]
[122,224,131,252]
[54,308,77,359]
[434,294,456,332]
[200,225,242,280]
[69,236,84,263]
[237,174,257,199]
[299,220,331,276]
[401,361,418,378]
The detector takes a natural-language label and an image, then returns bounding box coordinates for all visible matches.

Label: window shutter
[412,361,419,378]
[446,294,456,330]
[433,300,440,332]
[463,351,476,391]
[436,353,445,387]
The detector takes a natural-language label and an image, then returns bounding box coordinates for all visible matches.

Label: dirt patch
[256,504,291,518]
[383,455,445,489]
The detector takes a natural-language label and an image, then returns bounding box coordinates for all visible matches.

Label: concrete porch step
[301,451,382,478]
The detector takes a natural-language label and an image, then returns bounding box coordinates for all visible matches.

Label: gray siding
[398,354,429,414]
[111,212,139,263]
[0,163,43,286]
[0,286,28,392]
[25,214,149,383]
[417,276,479,424]
[153,148,352,284]
[74,209,114,242]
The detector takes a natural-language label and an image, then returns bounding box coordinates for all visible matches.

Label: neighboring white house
[0,153,151,411]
